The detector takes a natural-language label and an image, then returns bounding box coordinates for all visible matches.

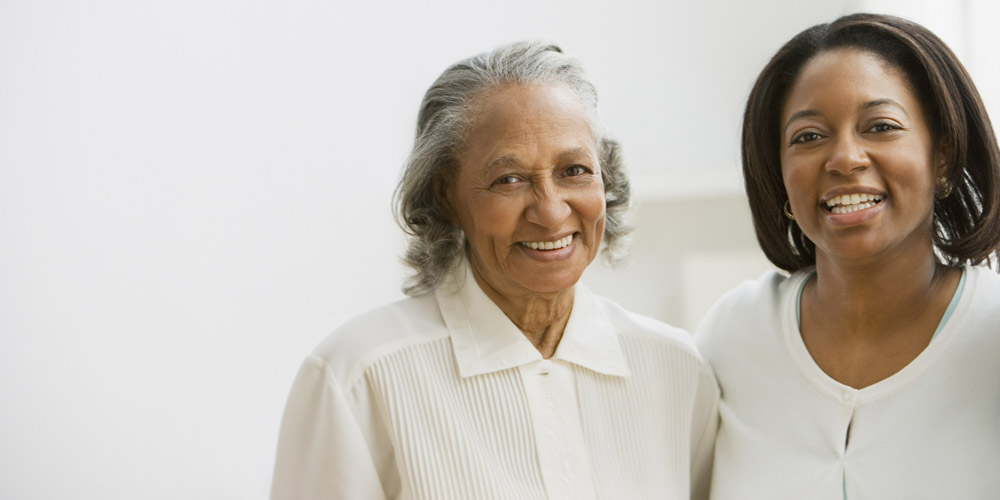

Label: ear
[433,172,460,225]
[934,139,954,177]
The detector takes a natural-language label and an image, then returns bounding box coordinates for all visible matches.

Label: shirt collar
[436,261,630,379]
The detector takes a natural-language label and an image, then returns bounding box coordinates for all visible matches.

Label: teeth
[520,234,574,250]
[824,193,884,212]
[831,202,876,214]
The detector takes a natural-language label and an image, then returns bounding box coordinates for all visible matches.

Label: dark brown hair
[742,13,1000,271]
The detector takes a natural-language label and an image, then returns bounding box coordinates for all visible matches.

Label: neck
[808,247,950,340]
[470,269,574,360]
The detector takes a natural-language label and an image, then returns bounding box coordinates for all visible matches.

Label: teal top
[795,267,966,338]
[934,267,966,339]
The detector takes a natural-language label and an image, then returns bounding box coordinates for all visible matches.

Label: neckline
[795,267,966,340]
[784,265,970,404]
[437,260,630,378]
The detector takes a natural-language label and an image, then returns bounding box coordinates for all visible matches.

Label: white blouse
[696,265,1000,500]
[270,262,719,500]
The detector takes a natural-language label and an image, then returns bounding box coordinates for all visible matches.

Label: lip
[816,185,888,227]
[517,232,578,262]
[823,198,886,226]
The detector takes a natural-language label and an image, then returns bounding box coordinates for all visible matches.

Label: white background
[1,0,996,498]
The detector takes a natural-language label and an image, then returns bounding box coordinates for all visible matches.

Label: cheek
[779,159,795,190]
[882,150,936,197]
[467,197,524,238]
[781,162,810,202]
[578,189,607,232]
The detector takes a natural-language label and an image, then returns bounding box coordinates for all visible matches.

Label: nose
[525,179,571,227]
[825,133,870,176]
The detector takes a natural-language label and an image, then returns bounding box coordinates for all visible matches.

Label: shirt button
[842,390,852,402]
[539,359,552,375]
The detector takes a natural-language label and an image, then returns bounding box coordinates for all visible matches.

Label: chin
[519,270,585,294]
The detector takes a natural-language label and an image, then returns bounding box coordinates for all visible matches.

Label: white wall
[857,0,1000,122]
[1,1,993,498]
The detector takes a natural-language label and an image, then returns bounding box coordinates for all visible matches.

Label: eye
[491,174,521,186]
[565,165,592,176]
[790,132,822,145]
[869,122,900,133]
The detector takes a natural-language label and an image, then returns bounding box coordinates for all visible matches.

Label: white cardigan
[697,265,1000,500]
[271,262,718,500]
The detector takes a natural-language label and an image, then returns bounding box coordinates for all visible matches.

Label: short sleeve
[270,355,388,500]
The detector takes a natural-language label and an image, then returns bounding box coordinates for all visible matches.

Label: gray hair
[392,40,631,296]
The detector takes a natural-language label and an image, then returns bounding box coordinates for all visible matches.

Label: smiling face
[443,83,606,300]
[780,48,944,266]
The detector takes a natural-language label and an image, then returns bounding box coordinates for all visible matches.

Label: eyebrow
[485,156,520,172]
[557,147,593,163]
[862,98,907,115]
[783,110,821,134]
[483,147,594,172]
[783,98,909,134]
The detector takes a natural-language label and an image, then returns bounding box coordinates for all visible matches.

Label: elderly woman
[696,13,1000,499]
[270,41,718,500]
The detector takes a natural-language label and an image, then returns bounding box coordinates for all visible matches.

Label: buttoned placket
[519,358,598,500]
[839,386,860,500]
[839,387,859,456]
[840,387,858,457]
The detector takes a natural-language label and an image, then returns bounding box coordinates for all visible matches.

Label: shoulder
[699,269,800,325]
[694,269,804,356]
[592,294,718,406]
[960,264,1000,321]
[593,293,703,361]
[309,293,449,389]
[966,264,1000,294]
[712,269,795,312]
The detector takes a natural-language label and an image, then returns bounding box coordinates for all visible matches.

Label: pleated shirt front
[270,263,719,500]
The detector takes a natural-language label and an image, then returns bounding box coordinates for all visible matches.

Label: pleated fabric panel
[577,334,701,500]
[365,337,547,500]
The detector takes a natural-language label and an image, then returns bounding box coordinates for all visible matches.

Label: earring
[783,200,796,220]
[936,176,953,199]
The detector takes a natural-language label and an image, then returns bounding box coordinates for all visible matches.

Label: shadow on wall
[583,193,776,333]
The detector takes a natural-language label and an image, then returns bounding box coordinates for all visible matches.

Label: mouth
[823,193,885,214]
[518,233,574,251]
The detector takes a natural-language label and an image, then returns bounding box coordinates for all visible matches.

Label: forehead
[782,48,921,119]
[459,84,598,162]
